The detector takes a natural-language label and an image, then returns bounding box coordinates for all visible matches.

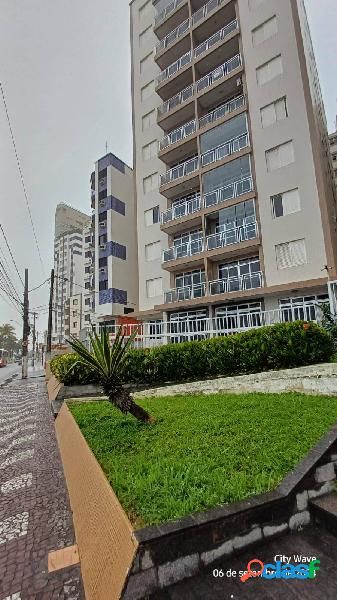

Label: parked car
[0,358,7,368]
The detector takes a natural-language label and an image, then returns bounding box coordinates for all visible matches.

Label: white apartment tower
[130,0,337,335]
[91,153,138,326]
[53,203,90,343]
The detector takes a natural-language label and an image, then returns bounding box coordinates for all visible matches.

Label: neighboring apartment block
[52,203,90,343]
[330,128,337,191]
[130,0,337,336]
[92,153,138,326]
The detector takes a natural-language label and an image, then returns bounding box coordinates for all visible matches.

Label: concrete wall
[55,404,138,600]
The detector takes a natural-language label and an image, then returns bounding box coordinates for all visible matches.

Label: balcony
[155,0,186,26]
[159,119,197,151]
[201,132,250,167]
[156,19,238,88]
[206,220,258,251]
[164,283,206,303]
[163,237,204,262]
[160,156,199,187]
[199,94,246,129]
[155,18,190,56]
[192,0,227,27]
[161,194,201,224]
[157,53,242,118]
[204,176,254,209]
[209,272,263,295]
[194,19,238,58]
[156,50,192,87]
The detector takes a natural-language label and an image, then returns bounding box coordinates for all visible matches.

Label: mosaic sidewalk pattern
[0,378,85,600]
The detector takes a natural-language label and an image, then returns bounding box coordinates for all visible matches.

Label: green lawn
[69,392,337,529]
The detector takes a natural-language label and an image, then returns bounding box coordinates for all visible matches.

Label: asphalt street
[0,363,21,384]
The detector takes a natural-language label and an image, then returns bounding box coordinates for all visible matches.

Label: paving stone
[0,377,85,599]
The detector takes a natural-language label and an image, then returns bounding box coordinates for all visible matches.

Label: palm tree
[68,326,155,424]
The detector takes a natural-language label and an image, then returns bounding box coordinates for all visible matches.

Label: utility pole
[36,331,39,363]
[47,268,54,353]
[22,268,29,379]
[31,312,37,367]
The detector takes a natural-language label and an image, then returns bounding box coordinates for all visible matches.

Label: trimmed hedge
[49,321,333,387]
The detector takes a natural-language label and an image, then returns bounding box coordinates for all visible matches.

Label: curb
[0,372,19,389]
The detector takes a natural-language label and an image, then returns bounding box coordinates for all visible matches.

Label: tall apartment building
[53,203,91,343]
[330,128,337,191]
[91,153,138,326]
[130,0,337,335]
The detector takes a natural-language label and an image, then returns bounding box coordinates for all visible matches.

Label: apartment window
[266,141,294,172]
[252,16,277,46]
[73,322,77,328]
[85,266,91,274]
[99,280,108,291]
[72,311,77,317]
[85,298,91,306]
[99,234,107,244]
[142,109,156,131]
[99,257,107,268]
[257,55,283,86]
[261,97,288,128]
[143,172,158,193]
[271,189,301,218]
[85,282,90,289]
[142,140,157,161]
[141,80,155,101]
[73,299,78,306]
[144,205,160,226]
[139,0,151,18]
[145,241,161,261]
[146,277,163,298]
[140,52,153,74]
[139,25,152,47]
[275,239,307,269]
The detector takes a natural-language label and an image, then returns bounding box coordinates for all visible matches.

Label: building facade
[329,128,337,191]
[52,203,91,343]
[91,153,139,326]
[130,0,337,339]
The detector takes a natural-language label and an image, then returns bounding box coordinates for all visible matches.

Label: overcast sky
[0,0,336,339]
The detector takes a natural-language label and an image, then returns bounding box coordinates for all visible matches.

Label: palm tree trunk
[106,387,155,424]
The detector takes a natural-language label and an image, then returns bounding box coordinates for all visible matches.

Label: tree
[68,326,155,424]
[0,323,19,353]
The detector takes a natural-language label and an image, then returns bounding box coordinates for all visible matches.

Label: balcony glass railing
[196,54,242,93]
[209,272,263,295]
[155,18,190,55]
[159,119,197,151]
[201,132,250,167]
[155,0,186,26]
[199,95,245,129]
[164,283,206,303]
[192,0,226,26]
[163,237,204,262]
[204,176,254,208]
[194,19,238,57]
[156,50,192,86]
[161,194,201,224]
[206,219,258,251]
[158,53,241,117]
[160,156,199,186]
[159,95,246,152]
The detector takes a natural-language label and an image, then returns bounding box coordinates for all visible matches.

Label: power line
[0,224,24,286]
[0,82,45,274]
[28,277,50,293]
[0,289,23,316]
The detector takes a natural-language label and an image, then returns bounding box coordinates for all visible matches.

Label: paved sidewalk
[0,376,85,600]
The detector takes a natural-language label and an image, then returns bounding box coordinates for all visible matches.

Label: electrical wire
[28,277,50,293]
[0,82,45,274]
[0,224,24,286]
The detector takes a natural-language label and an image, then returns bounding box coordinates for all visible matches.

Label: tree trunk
[106,387,155,424]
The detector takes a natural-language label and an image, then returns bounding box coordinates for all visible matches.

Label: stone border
[55,404,138,600]
[54,399,337,599]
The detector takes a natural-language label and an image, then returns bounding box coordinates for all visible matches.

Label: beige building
[92,153,138,326]
[53,204,91,343]
[64,294,83,339]
[329,128,337,191]
[130,0,337,338]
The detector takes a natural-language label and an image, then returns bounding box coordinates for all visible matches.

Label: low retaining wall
[133,362,337,399]
[55,403,337,599]
[55,404,138,600]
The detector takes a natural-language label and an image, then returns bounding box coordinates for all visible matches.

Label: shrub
[49,353,98,386]
[50,321,333,386]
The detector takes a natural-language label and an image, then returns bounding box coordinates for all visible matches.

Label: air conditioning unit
[99,221,107,228]
[99,243,106,250]
[99,267,106,273]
